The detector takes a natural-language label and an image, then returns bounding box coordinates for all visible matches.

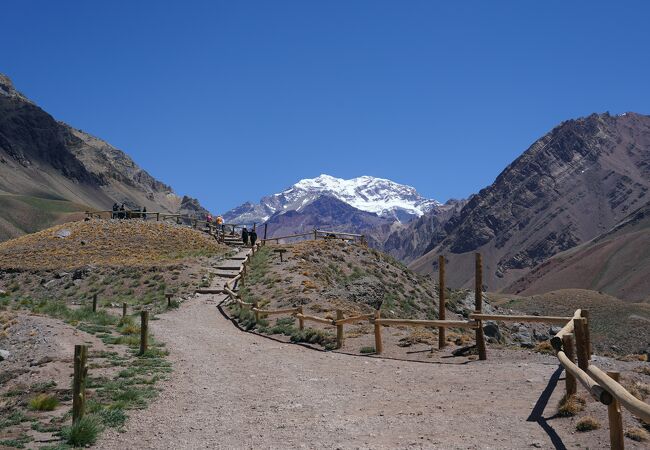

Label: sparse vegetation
[625,427,649,442]
[28,393,59,411]
[623,379,650,401]
[557,394,585,417]
[533,341,555,355]
[61,415,102,447]
[360,346,375,354]
[576,416,600,432]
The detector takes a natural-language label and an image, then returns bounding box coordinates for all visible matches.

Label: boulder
[483,322,502,343]
[549,325,562,336]
[55,228,71,238]
[533,329,549,342]
[512,331,533,348]
[0,349,9,361]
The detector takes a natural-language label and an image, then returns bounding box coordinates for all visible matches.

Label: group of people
[241,227,258,246]
[112,203,147,220]
[205,214,224,226]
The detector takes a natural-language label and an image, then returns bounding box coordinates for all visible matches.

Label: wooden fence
[84,210,260,244]
[261,229,367,245]
[222,242,650,449]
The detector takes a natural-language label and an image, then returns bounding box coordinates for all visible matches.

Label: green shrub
[360,346,376,354]
[98,407,127,428]
[0,410,26,430]
[290,328,337,350]
[29,394,59,411]
[61,416,102,447]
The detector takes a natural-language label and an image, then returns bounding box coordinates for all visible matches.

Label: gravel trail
[97,289,619,450]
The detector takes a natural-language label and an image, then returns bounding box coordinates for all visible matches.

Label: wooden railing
[84,210,264,245]
[261,229,367,245]
[221,244,649,449]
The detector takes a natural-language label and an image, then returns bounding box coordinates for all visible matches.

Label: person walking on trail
[112,203,119,219]
[142,206,147,220]
[119,204,126,219]
[242,227,249,245]
[249,228,257,247]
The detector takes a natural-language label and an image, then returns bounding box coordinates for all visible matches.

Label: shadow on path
[527,366,567,450]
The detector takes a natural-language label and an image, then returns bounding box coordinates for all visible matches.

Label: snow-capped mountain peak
[223,174,440,225]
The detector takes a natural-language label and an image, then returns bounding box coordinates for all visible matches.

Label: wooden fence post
[72,344,88,423]
[166,293,172,308]
[438,255,446,349]
[298,306,304,330]
[336,310,344,349]
[581,310,592,360]
[156,213,160,221]
[313,229,317,240]
[574,317,589,370]
[562,334,577,396]
[122,302,127,318]
[374,310,383,354]
[475,253,487,360]
[263,223,268,240]
[606,371,624,450]
[253,301,260,323]
[139,311,149,356]
[92,294,97,312]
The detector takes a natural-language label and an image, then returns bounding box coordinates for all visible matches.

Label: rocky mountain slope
[224,174,440,225]
[410,112,650,291]
[506,200,650,302]
[263,195,395,246]
[0,74,209,241]
[382,199,465,263]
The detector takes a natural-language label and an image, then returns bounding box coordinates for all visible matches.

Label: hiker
[242,227,249,245]
[216,216,223,226]
[142,206,147,220]
[206,213,213,224]
[249,228,257,247]
[119,204,126,219]
[112,203,119,219]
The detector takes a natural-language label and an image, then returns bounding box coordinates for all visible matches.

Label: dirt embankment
[0,219,229,270]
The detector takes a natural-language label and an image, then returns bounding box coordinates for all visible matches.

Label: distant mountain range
[224,174,441,225]
[226,112,650,303]
[3,72,649,301]
[0,74,209,241]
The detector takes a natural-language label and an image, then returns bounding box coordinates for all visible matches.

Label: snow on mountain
[223,174,440,224]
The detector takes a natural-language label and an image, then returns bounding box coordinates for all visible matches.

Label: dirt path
[97,288,629,450]
[97,247,634,449]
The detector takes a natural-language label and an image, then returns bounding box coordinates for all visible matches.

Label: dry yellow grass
[534,341,555,355]
[625,427,649,442]
[624,380,650,401]
[576,416,600,432]
[557,394,585,417]
[0,219,228,269]
[398,329,437,347]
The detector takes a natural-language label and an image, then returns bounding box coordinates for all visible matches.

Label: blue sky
[3,1,650,213]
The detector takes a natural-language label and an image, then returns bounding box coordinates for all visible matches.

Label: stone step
[195,288,224,294]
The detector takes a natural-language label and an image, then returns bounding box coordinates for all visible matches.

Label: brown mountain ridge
[409,112,650,293]
[0,74,208,241]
